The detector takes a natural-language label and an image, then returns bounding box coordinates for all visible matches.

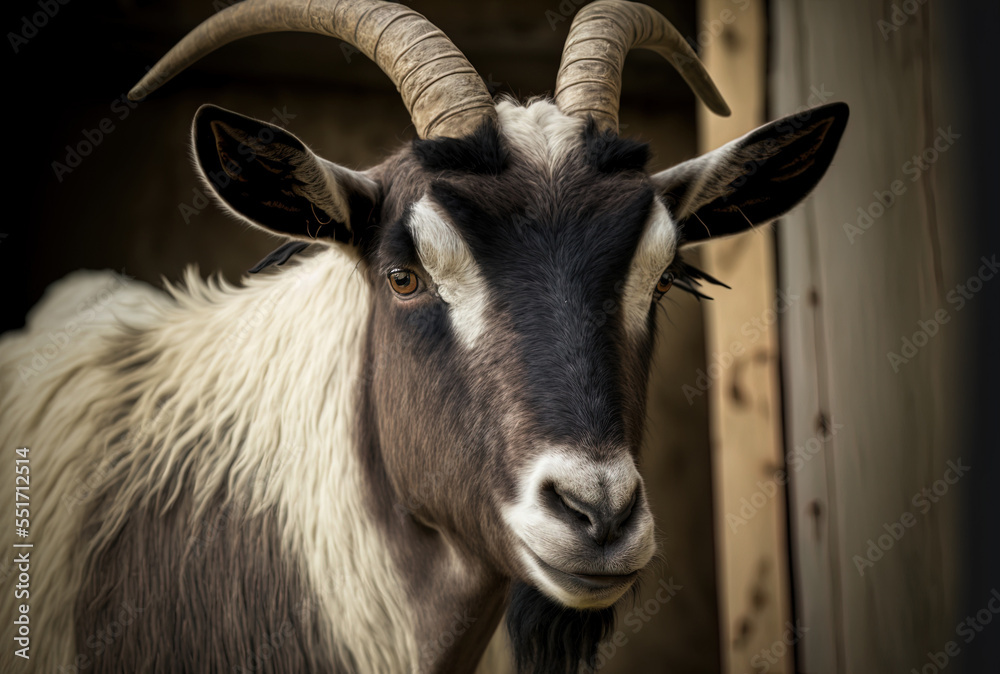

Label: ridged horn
[129,0,496,139]
[554,0,730,133]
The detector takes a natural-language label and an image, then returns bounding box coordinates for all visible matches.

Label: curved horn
[553,0,730,133]
[129,0,496,139]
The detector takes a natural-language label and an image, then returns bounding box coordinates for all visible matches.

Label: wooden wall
[772,1,965,671]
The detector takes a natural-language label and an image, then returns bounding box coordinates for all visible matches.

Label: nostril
[554,488,594,527]
[617,492,637,527]
[604,491,638,544]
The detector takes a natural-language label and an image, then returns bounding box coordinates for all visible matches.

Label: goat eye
[656,271,675,296]
[388,269,419,296]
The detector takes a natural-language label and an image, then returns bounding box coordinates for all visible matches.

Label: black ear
[192,104,379,246]
[654,102,849,244]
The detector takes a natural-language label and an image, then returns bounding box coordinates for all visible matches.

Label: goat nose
[549,484,639,546]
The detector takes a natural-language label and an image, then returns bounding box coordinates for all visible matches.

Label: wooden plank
[695,1,793,672]
[772,1,963,671]
[769,5,842,669]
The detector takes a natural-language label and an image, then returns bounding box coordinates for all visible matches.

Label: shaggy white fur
[0,251,416,673]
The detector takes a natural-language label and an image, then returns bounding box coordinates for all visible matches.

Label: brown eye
[656,271,675,295]
[388,269,419,296]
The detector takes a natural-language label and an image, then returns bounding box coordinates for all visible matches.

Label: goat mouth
[534,552,638,590]
[522,546,639,608]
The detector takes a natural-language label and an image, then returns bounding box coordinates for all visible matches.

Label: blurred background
[3,0,997,672]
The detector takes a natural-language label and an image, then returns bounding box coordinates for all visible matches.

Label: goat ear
[654,102,848,245]
[192,104,379,247]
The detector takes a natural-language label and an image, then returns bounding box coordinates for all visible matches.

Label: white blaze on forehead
[495,99,586,172]
[620,198,680,337]
[406,195,490,349]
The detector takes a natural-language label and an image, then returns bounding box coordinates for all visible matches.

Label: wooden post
[695,1,793,672]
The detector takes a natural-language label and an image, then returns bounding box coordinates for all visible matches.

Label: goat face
[368,105,662,611]
[190,98,848,614]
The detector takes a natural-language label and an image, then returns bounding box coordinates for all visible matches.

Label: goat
[0,1,848,672]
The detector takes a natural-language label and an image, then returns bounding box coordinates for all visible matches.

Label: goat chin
[505,581,627,674]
